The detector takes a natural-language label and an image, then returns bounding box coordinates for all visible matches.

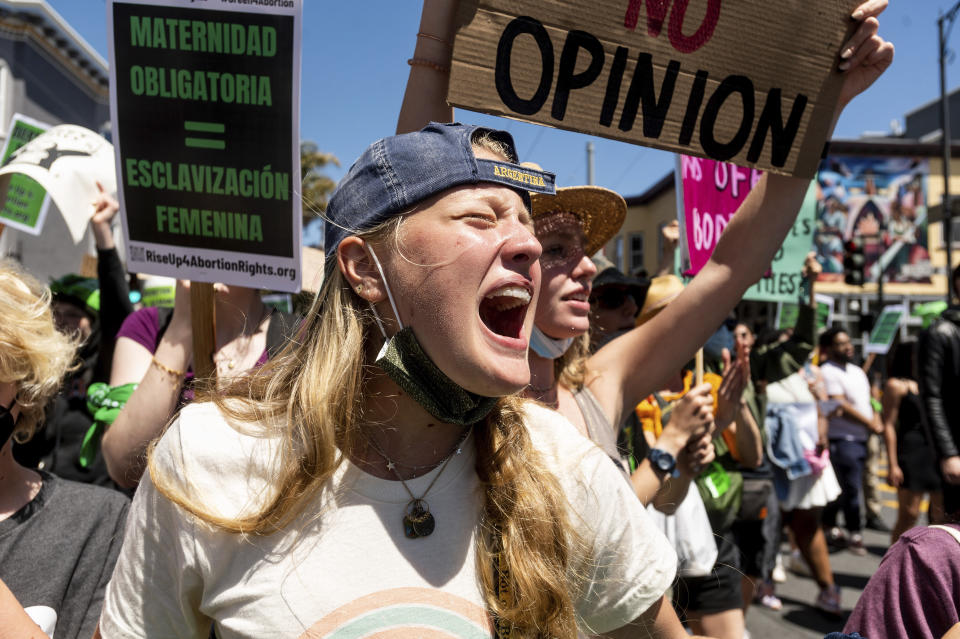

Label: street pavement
[744,472,910,638]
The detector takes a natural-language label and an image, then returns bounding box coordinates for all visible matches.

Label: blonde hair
[0,261,79,441]
[555,333,591,391]
[149,145,583,636]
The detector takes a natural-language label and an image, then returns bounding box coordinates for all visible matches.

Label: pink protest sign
[680,156,763,275]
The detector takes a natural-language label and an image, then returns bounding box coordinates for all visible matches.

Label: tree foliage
[301,141,339,223]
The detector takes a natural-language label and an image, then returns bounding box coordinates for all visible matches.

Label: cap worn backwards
[323,122,556,258]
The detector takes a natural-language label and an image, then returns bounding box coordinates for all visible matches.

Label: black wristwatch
[647,448,679,478]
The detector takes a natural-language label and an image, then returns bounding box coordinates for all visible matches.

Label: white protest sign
[0,124,116,243]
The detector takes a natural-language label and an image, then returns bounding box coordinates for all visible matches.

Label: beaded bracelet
[151,356,186,379]
[408,57,450,73]
[416,31,452,48]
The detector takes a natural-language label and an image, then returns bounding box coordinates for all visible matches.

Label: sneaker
[849,533,868,556]
[826,526,848,548]
[815,584,842,616]
[754,580,783,611]
[772,553,787,583]
[789,549,811,577]
[759,593,784,611]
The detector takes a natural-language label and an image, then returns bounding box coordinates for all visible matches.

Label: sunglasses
[592,287,637,311]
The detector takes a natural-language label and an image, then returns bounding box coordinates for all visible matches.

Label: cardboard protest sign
[0,124,116,243]
[776,294,834,333]
[0,114,53,235]
[865,304,904,355]
[108,0,302,293]
[449,0,858,178]
[676,155,816,302]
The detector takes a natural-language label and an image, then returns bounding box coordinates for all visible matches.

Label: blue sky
[48,1,953,197]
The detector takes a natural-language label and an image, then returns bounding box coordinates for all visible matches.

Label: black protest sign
[109,0,302,291]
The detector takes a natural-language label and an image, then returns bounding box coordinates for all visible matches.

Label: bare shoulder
[883,377,907,398]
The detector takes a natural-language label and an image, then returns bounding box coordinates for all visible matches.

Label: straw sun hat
[522,163,626,256]
[636,274,685,325]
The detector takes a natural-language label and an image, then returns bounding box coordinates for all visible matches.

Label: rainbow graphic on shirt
[298,587,493,638]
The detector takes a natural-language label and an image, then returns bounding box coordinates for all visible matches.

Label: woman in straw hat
[523,182,720,508]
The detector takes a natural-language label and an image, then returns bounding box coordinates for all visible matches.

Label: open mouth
[479,286,531,340]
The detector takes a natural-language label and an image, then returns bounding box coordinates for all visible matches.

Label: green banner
[776,294,834,332]
[675,172,816,303]
[0,115,52,234]
[742,182,817,302]
[866,305,904,355]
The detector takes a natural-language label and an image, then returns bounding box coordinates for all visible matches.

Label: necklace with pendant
[363,426,473,539]
[215,306,270,374]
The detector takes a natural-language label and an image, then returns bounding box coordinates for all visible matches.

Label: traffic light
[843,238,866,286]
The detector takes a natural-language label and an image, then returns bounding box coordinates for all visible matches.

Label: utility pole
[939,5,960,304]
[586,141,595,186]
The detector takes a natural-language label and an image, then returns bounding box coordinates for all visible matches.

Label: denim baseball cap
[323,122,556,258]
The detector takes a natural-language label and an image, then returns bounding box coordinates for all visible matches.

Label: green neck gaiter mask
[365,245,499,427]
[375,327,499,426]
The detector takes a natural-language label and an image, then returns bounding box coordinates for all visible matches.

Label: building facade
[604,133,960,350]
[0,0,110,280]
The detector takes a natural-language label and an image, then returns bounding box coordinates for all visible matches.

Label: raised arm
[91,183,133,383]
[396,0,457,134]
[102,282,192,488]
[587,3,892,425]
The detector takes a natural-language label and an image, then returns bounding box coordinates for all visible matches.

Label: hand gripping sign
[449,0,858,178]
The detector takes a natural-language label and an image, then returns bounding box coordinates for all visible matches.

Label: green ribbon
[81,382,137,468]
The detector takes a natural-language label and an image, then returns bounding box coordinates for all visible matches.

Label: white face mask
[364,245,402,352]
[362,245,499,426]
[528,326,574,360]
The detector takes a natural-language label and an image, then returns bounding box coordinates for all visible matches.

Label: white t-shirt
[100,401,676,638]
[821,361,874,442]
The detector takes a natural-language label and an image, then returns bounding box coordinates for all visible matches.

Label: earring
[356,284,364,296]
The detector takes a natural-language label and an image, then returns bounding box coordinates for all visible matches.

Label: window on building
[628,233,644,274]
[613,235,623,271]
